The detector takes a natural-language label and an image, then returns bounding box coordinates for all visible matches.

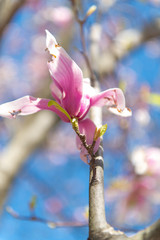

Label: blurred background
[0,0,160,239]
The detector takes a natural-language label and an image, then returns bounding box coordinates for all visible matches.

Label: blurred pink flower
[0,31,131,161]
[149,0,160,6]
[45,197,63,214]
[131,146,160,176]
[40,7,73,27]
[117,177,154,224]
[106,176,159,224]
[147,148,160,175]
[51,7,73,27]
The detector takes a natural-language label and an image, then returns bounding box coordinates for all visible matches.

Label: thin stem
[6,206,87,229]
[72,122,96,159]
[70,2,110,238]
[70,0,96,85]
[79,22,96,85]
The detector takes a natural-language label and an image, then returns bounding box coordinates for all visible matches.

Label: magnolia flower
[0,30,131,162]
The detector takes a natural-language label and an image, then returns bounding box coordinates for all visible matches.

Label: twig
[0,0,26,38]
[6,206,87,229]
[72,121,96,159]
[70,0,96,85]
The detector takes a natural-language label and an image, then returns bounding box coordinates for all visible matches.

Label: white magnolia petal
[108,107,132,117]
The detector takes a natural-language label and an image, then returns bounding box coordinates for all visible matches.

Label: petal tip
[109,107,132,117]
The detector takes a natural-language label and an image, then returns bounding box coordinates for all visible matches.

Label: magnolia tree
[0,0,160,240]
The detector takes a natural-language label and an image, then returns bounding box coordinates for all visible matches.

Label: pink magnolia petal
[46,30,59,57]
[77,96,90,120]
[108,106,132,117]
[76,118,100,164]
[83,78,96,98]
[0,96,69,122]
[77,78,95,120]
[46,30,83,116]
[50,81,64,104]
[90,88,125,111]
[0,96,41,119]
[46,30,73,62]
[80,151,89,164]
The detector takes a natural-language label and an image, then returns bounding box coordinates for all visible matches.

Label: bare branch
[88,19,160,238]
[86,15,127,240]
[6,206,87,229]
[0,111,59,209]
[0,0,27,38]
[70,0,96,85]
[131,219,160,240]
[99,18,160,76]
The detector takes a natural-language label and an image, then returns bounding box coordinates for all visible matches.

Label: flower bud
[72,118,79,132]
[86,5,97,18]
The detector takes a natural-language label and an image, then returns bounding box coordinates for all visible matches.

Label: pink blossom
[118,177,153,224]
[0,30,131,161]
[106,176,159,224]
[45,197,63,214]
[131,146,160,176]
[149,0,160,6]
[51,7,73,27]
[41,7,73,27]
[146,147,160,175]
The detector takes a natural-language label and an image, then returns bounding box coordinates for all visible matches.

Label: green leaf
[119,80,127,92]
[48,100,72,122]
[148,93,160,107]
[29,195,37,210]
[94,124,108,140]
[99,124,108,137]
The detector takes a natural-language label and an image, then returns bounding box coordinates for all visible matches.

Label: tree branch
[88,81,128,240]
[98,18,160,76]
[0,0,27,38]
[69,2,129,239]
[6,206,87,229]
[0,111,59,210]
[131,219,160,240]
[88,14,160,240]
[70,0,97,85]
